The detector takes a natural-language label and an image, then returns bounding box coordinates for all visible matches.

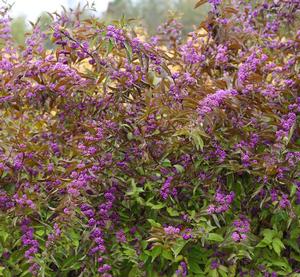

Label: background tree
[11,15,27,45]
[174,0,209,35]
[104,0,209,35]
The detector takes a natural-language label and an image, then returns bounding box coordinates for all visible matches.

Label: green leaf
[256,240,268,248]
[174,164,185,174]
[212,214,221,228]
[218,265,228,273]
[3,268,12,277]
[36,229,45,236]
[161,159,172,167]
[0,231,9,243]
[136,166,144,175]
[190,130,204,151]
[189,261,203,273]
[149,203,165,210]
[210,269,219,277]
[171,239,187,258]
[19,270,31,277]
[61,255,85,271]
[126,179,144,198]
[272,238,285,256]
[262,229,276,238]
[207,233,224,242]
[167,207,179,217]
[258,229,276,245]
[151,246,162,262]
[175,255,184,262]
[128,266,139,277]
[290,184,297,197]
[106,38,114,55]
[269,258,292,272]
[147,219,161,228]
[162,249,173,260]
[218,269,227,277]
[237,249,252,260]
[124,42,133,61]
[127,132,134,140]
[69,229,80,248]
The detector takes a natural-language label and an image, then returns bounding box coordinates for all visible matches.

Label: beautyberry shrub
[0,0,299,276]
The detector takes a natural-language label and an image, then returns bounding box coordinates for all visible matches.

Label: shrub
[0,0,299,276]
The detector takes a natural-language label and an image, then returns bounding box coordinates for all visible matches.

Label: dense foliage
[0,0,300,276]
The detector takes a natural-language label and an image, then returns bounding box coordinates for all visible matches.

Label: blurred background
[8,0,210,44]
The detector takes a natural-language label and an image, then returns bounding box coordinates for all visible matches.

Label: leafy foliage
[0,0,299,276]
